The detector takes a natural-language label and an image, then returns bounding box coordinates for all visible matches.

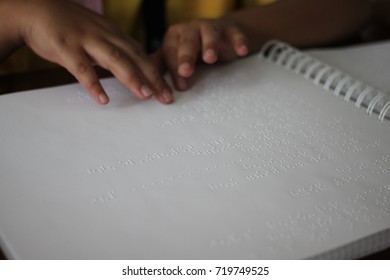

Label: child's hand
[160,18,249,91]
[18,0,173,105]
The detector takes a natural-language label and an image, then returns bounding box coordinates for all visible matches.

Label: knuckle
[181,37,196,46]
[205,42,217,50]
[107,47,123,63]
[179,54,193,63]
[148,68,161,80]
[80,78,102,96]
[86,80,101,92]
[126,41,147,59]
[74,61,89,76]
[54,34,72,47]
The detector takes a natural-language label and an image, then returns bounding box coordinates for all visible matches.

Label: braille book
[0,40,389,259]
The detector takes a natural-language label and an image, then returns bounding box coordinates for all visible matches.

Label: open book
[0,41,389,259]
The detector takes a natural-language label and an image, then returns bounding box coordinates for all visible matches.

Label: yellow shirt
[107,0,276,37]
[0,0,276,75]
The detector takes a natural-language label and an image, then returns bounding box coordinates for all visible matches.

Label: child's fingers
[177,27,201,78]
[88,42,154,99]
[150,49,174,104]
[225,26,249,57]
[58,48,109,105]
[118,38,173,104]
[200,23,220,64]
[163,31,189,91]
[87,40,158,101]
[166,49,189,91]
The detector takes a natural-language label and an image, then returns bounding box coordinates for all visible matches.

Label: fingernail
[238,45,248,56]
[98,93,109,104]
[140,85,153,98]
[162,89,173,103]
[178,62,191,76]
[204,49,216,58]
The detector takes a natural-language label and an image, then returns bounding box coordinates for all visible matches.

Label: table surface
[0,67,389,260]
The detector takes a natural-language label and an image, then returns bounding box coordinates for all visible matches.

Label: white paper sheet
[0,50,389,259]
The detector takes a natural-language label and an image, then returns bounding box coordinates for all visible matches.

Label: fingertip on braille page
[237,45,249,56]
[140,85,154,98]
[98,93,109,104]
[204,49,217,63]
[162,89,173,104]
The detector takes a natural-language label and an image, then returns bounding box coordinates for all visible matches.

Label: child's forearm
[0,0,173,105]
[0,0,26,59]
[224,0,374,53]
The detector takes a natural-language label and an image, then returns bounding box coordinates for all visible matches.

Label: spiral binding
[260,40,390,122]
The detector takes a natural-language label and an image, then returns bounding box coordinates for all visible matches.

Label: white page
[0,54,389,259]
